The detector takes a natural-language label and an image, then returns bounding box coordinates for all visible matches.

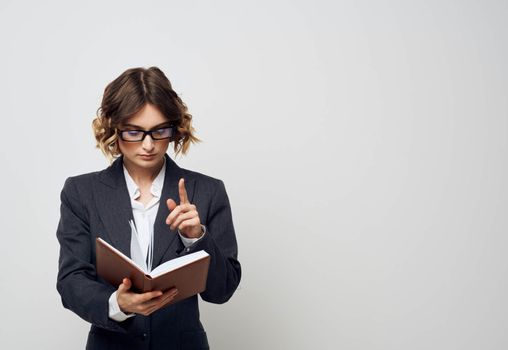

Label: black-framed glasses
[118,126,175,142]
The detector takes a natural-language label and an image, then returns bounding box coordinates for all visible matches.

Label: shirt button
[185,248,190,252]
[142,333,147,340]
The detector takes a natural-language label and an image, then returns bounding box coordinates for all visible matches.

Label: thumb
[167,198,177,211]
[118,278,131,293]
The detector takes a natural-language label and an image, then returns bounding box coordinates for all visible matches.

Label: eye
[152,127,171,138]
[127,130,142,137]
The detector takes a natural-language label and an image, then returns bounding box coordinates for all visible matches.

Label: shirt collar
[123,157,166,200]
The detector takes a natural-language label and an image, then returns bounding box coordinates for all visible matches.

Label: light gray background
[0,0,507,349]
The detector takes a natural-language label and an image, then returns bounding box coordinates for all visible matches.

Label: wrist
[183,226,204,239]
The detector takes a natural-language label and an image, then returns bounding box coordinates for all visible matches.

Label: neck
[123,156,165,187]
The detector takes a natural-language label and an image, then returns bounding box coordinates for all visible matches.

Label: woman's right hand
[116,278,178,316]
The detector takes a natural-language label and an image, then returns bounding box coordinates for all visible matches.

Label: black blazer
[56,155,241,350]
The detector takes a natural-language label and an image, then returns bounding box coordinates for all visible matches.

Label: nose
[141,134,155,152]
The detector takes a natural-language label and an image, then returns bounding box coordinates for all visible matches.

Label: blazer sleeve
[56,177,133,333]
[184,179,242,304]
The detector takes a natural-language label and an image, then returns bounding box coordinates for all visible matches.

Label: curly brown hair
[92,67,199,162]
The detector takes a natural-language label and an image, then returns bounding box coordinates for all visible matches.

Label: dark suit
[56,155,241,349]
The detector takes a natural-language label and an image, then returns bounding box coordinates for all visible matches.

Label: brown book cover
[96,237,210,305]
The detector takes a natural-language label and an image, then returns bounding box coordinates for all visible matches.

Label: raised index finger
[179,178,189,204]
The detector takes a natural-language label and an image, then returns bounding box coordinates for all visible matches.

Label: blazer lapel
[95,156,133,258]
[152,154,195,267]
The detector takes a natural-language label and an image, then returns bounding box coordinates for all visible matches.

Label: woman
[56,67,241,349]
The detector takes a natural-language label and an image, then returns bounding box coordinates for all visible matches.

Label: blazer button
[141,333,147,340]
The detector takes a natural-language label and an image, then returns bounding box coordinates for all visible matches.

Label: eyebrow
[121,122,173,130]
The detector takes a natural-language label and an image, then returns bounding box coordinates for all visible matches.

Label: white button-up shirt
[124,160,165,265]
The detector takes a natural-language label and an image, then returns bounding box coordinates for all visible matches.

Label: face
[117,103,172,173]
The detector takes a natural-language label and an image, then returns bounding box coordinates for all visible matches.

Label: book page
[129,220,148,273]
[150,250,209,278]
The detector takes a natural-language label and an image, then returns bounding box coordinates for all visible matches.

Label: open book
[96,238,210,304]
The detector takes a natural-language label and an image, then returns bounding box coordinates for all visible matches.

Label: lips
[139,154,156,159]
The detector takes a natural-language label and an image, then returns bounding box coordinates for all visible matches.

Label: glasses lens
[121,130,144,141]
[151,127,173,140]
